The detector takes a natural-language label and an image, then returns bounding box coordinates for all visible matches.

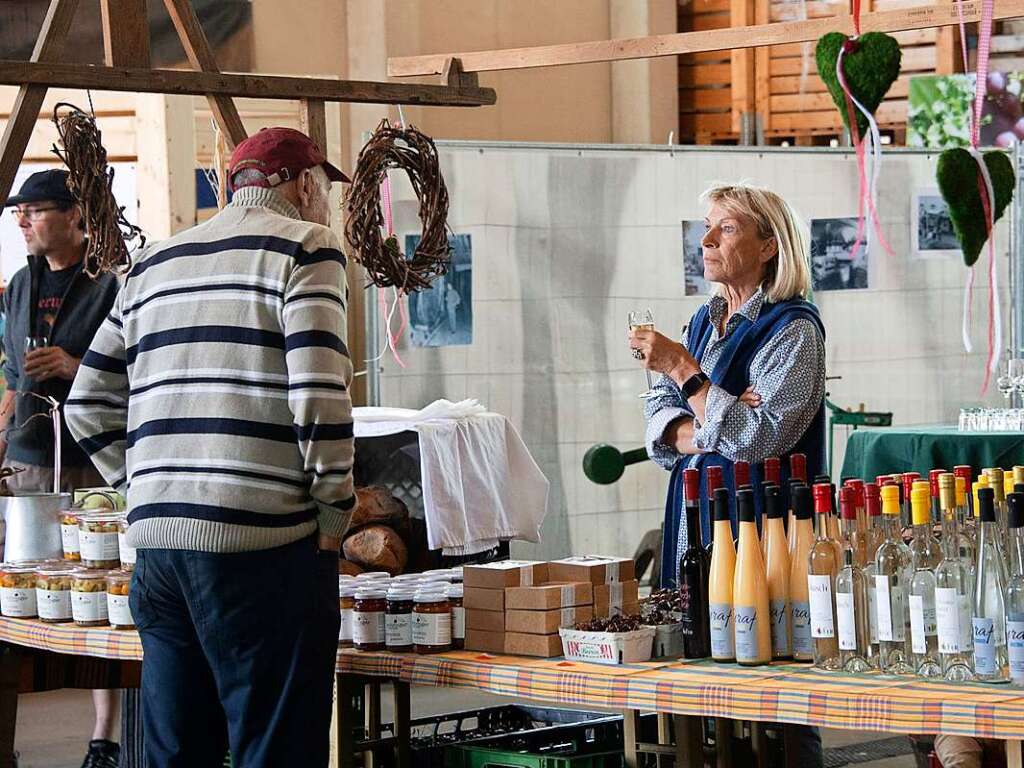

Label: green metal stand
[826,397,892,477]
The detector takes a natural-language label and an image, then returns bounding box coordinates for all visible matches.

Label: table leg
[715,718,734,768]
[0,646,20,768]
[366,681,382,768]
[674,715,704,768]
[782,725,801,768]
[393,681,411,768]
[1008,739,1023,768]
[657,713,671,768]
[337,674,357,768]
[623,709,639,768]
[750,722,768,768]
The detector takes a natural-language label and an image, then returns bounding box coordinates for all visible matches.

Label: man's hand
[739,386,762,408]
[24,347,79,382]
[318,534,342,553]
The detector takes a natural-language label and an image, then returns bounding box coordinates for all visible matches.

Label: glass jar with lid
[446,583,465,650]
[339,584,358,648]
[105,571,134,629]
[421,569,453,582]
[355,572,391,582]
[0,565,38,618]
[77,514,121,569]
[446,567,464,584]
[60,512,81,561]
[36,565,75,623]
[413,592,452,654]
[353,589,387,651]
[385,588,416,652]
[117,517,136,572]
[71,570,109,627]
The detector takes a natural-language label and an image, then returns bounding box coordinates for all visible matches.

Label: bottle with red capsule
[929,469,946,526]
[901,472,921,531]
[679,468,711,659]
[704,465,724,557]
[835,486,871,672]
[808,482,841,670]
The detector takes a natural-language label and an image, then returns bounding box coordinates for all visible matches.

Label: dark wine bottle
[679,468,711,658]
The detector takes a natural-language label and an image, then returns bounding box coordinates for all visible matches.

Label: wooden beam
[388,0,1024,75]
[0,61,497,107]
[162,0,247,149]
[731,0,756,136]
[0,0,79,207]
[100,0,151,68]
[300,98,327,152]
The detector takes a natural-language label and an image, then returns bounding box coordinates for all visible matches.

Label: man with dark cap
[67,128,357,767]
[1,169,121,767]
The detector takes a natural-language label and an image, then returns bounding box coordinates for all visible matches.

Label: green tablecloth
[840,426,1024,481]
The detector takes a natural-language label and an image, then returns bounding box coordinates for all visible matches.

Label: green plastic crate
[445,744,623,768]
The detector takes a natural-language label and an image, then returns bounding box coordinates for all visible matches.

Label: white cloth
[353,401,549,556]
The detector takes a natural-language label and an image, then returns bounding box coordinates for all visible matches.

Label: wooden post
[135,93,196,238]
[301,98,328,152]
[100,0,151,68]
[623,709,640,768]
[754,0,772,139]
[731,0,757,138]
[162,0,247,149]
[1008,739,1023,768]
[0,0,79,206]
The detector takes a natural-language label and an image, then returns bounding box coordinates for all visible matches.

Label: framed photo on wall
[911,189,961,259]
[810,218,869,291]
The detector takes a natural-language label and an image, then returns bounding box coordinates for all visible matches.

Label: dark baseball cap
[227,127,350,191]
[3,169,75,207]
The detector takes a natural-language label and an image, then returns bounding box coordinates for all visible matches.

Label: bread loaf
[342,525,408,575]
[338,559,363,577]
[351,486,410,529]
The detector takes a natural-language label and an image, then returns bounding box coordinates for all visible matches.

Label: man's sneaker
[80,739,119,768]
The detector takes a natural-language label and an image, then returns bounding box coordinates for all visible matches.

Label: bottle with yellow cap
[983,467,1008,539]
[874,484,914,673]
[936,473,975,680]
[909,485,942,677]
[973,486,1008,681]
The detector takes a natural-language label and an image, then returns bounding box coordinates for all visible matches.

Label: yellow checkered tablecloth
[4,617,1024,740]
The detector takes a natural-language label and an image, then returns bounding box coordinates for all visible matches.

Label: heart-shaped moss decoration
[816,32,902,139]
[936,148,1015,267]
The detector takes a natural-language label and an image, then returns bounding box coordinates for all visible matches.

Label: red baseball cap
[228,127,350,190]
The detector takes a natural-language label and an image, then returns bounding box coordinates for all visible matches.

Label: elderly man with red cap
[66,128,356,767]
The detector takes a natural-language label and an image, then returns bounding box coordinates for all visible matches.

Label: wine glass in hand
[628,309,657,399]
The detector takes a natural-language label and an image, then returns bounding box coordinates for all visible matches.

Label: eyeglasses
[10,206,61,221]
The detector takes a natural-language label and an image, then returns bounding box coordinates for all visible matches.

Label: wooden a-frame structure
[0,0,496,209]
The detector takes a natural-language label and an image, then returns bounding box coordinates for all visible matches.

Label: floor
[13,687,920,768]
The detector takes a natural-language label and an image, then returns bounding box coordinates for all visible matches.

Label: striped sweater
[65,187,356,552]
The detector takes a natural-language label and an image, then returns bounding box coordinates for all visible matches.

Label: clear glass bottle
[875,484,914,674]
[1005,492,1024,686]
[935,472,975,681]
[973,487,1009,682]
[900,472,921,532]
[863,482,884,665]
[955,476,977,591]
[908,485,942,678]
[835,486,870,672]
[929,469,946,526]
[954,465,974,529]
[808,482,840,671]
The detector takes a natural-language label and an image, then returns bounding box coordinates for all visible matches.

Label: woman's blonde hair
[700,184,811,302]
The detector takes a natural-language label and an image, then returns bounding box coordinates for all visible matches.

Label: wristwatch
[681,371,710,397]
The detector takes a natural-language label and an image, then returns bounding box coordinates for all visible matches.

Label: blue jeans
[130,535,340,768]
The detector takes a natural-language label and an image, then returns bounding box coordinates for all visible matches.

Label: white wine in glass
[628,309,657,399]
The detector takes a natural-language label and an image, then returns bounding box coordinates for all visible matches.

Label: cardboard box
[465,609,505,633]
[594,580,640,617]
[463,561,549,589]
[548,556,636,585]
[505,631,563,658]
[505,581,593,610]
[465,629,505,654]
[505,606,594,634]
[464,587,504,612]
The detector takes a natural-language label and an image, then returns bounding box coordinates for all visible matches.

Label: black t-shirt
[34,260,81,340]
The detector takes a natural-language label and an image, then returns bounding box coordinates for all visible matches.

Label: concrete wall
[384,142,1010,562]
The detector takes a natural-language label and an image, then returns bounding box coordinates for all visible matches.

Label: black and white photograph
[406,233,473,347]
[682,220,711,296]
[810,218,869,291]
[912,189,961,257]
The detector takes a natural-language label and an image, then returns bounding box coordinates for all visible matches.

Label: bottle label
[973,617,997,675]
[710,602,734,659]
[60,524,80,555]
[835,591,857,651]
[807,575,834,638]
[867,580,879,644]
[36,588,71,621]
[386,613,413,647]
[875,575,905,642]
[770,599,789,656]
[107,593,133,626]
[935,587,962,653]
[353,610,385,645]
[791,600,812,656]
[734,605,761,662]
[0,587,36,618]
[412,611,452,646]
[1008,619,1024,684]
[959,595,974,651]
[909,594,936,654]
[339,607,353,642]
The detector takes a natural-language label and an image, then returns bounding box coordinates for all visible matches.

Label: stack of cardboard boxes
[463,556,638,657]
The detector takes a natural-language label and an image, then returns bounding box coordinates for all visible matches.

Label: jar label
[0,587,36,618]
[770,599,789,656]
[386,613,413,648]
[791,600,812,656]
[835,592,857,651]
[36,588,72,621]
[413,610,452,647]
[1008,619,1024,684]
[709,602,733,659]
[734,605,761,662]
[973,617,997,675]
[339,607,353,642]
[61,524,80,554]
[107,593,133,626]
[808,575,834,638]
[453,606,465,639]
[118,533,137,565]
[71,590,107,623]
[935,587,962,653]
[79,530,119,561]
[353,610,385,645]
